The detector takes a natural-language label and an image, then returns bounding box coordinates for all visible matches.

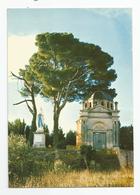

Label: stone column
[113,122,116,146]
[82,101,85,110]
[115,102,118,111]
[116,121,119,147]
[113,121,119,147]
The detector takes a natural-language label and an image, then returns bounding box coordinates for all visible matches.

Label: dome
[93,91,113,101]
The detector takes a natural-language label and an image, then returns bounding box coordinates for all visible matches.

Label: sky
[8,8,132,133]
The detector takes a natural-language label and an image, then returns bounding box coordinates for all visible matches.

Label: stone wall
[117,149,133,168]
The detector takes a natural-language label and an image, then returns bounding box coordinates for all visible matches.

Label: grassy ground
[11,168,133,188]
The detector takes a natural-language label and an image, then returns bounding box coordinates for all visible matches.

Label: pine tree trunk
[31,113,37,131]
[29,88,37,146]
[31,88,37,131]
[53,105,60,149]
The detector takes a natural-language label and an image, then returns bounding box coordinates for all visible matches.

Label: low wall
[117,149,133,168]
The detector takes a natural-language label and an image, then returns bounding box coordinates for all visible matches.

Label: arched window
[89,102,92,108]
[101,101,104,106]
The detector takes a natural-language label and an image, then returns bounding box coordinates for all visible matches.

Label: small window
[111,103,113,110]
[85,103,87,108]
[101,101,104,106]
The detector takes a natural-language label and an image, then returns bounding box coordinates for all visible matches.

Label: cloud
[86,8,131,19]
[8,35,37,79]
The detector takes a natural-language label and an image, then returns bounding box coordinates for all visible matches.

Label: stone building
[76,91,120,150]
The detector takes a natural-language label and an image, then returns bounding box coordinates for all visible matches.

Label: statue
[33,107,46,147]
[38,113,44,128]
[36,107,44,132]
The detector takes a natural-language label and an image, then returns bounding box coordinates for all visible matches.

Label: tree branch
[25,100,34,115]
[70,69,93,83]
[13,99,32,105]
[59,69,93,110]
[71,69,79,80]
[13,99,33,114]
[11,72,32,93]
[11,72,24,81]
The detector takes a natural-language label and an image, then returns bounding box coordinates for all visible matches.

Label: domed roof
[93,91,113,101]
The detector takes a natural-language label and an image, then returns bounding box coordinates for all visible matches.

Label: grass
[10,168,133,188]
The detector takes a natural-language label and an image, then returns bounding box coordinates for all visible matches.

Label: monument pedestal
[33,132,45,148]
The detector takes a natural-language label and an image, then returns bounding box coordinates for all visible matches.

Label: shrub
[8,119,26,135]
[80,145,95,169]
[59,150,85,170]
[53,159,70,173]
[65,130,76,145]
[119,126,133,150]
[8,134,54,184]
[94,149,120,171]
[66,145,77,150]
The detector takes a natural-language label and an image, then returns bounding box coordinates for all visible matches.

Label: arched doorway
[93,132,106,150]
[93,122,106,150]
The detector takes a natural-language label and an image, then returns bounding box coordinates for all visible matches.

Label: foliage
[46,132,54,147]
[53,128,66,149]
[53,159,70,173]
[79,146,120,171]
[31,32,117,100]
[28,130,34,146]
[59,150,85,170]
[24,125,31,143]
[8,134,53,183]
[80,145,95,169]
[44,128,66,148]
[65,130,76,145]
[66,145,77,150]
[57,130,66,149]
[44,124,50,147]
[119,125,133,150]
[8,119,26,135]
[94,149,120,170]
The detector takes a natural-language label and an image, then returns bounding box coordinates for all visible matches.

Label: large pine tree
[15,32,117,148]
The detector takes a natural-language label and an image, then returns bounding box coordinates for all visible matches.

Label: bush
[66,145,77,150]
[59,150,85,170]
[8,134,54,184]
[119,126,133,150]
[80,145,95,169]
[8,119,26,135]
[94,149,120,171]
[65,130,76,145]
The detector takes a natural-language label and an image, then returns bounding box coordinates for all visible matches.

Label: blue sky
[8,8,132,133]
